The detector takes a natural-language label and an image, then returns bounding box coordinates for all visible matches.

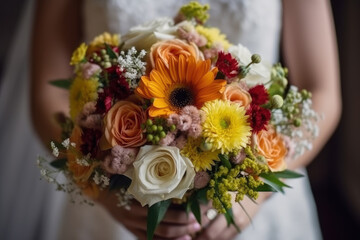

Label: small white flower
[61,138,70,149]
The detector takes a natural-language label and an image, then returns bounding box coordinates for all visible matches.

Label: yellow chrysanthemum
[181,137,220,171]
[195,25,231,50]
[202,99,251,153]
[69,76,99,119]
[136,55,226,117]
[88,32,120,54]
[70,43,87,65]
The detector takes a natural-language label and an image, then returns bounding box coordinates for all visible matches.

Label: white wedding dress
[0,0,322,239]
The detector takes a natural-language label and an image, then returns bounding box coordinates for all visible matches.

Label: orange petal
[148,82,166,98]
[185,56,196,85]
[148,106,175,117]
[178,55,186,83]
[153,98,169,108]
[196,71,215,89]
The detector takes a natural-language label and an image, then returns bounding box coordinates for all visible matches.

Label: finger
[162,209,197,224]
[154,221,202,239]
[196,216,228,240]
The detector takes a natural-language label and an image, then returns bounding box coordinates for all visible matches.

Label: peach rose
[67,126,100,198]
[150,39,203,68]
[254,128,287,171]
[101,100,147,149]
[222,83,252,108]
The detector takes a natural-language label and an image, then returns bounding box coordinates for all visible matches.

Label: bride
[0,0,340,239]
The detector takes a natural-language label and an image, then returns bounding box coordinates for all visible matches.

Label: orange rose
[150,39,203,68]
[254,128,287,171]
[101,100,147,149]
[222,83,252,108]
[67,126,100,198]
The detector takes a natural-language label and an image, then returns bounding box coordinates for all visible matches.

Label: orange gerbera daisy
[136,55,226,117]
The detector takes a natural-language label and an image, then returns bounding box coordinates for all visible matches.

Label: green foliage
[49,79,72,89]
[50,158,67,170]
[109,174,132,191]
[147,200,171,240]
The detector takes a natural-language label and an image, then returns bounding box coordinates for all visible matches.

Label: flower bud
[200,141,213,151]
[271,95,284,108]
[251,54,261,64]
[293,118,302,127]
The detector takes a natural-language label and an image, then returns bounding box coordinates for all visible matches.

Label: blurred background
[0,0,359,239]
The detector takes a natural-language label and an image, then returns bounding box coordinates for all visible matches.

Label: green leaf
[224,208,241,232]
[105,43,118,59]
[49,79,72,89]
[109,174,132,191]
[196,187,209,205]
[273,169,304,179]
[218,154,232,170]
[50,158,67,169]
[147,200,171,240]
[190,199,201,224]
[255,183,278,192]
[260,172,291,193]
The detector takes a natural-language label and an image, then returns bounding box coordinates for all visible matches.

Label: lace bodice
[82,0,282,63]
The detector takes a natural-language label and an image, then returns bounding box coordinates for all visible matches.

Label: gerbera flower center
[220,117,231,129]
[169,87,194,108]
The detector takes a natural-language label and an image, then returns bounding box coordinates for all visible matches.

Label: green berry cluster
[180,1,210,24]
[268,63,288,96]
[90,48,118,69]
[142,118,176,144]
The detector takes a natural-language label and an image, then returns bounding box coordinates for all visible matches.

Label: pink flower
[231,149,246,164]
[77,102,102,129]
[177,27,207,47]
[180,106,201,124]
[170,134,187,150]
[82,62,101,79]
[167,113,180,126]
[177,114,192,131]
[194,171,210,189]
[187,124,202,138]
[159,132,176,146]
[102,145,139,174]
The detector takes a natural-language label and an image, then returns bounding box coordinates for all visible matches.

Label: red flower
[247,104,271,133]
[80,128,103,157]
[95,66,131,114]
[249,85,269,105]
[215,51,239,78]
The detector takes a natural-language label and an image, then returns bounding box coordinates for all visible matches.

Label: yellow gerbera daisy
[70,43,87,65]
[136,55,226,117]
[181,137,220,171]
[202,99,251,153]
[195,25,231,50]
[69,76,99,119]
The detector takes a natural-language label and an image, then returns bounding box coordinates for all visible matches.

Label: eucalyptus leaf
[260,172,291,193]
[224,208,241,232]
[273,169,304,179]
[147,200,171,240]
[196,187,209,204]
[50,158,67,169]
[49,79,72,89]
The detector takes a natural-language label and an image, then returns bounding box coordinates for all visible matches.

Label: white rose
[228,44,271,87]
[122,17,178,52]
[126,145,195,206]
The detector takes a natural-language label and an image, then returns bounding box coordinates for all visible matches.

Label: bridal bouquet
[38,2,319,239]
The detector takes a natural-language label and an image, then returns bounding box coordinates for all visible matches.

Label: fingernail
[189,213,196,221]
[192,222,201,231]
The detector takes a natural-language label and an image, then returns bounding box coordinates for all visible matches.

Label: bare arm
[282,0,342,169]
[31,0,82,145]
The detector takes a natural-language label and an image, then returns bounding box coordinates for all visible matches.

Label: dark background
[0,1,359,239]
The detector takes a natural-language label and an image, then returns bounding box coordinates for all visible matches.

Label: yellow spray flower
[202,99,251,153]
[69,76,99,119]
[70,43,87,65]
[88,32,120,54]
[195,25,231,50]
[181,137,220,171]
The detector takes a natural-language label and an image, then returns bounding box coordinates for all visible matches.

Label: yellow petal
[153,98,169,108]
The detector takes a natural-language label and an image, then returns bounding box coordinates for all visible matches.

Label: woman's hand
[196,192,272,240]
[97,192,208,240]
